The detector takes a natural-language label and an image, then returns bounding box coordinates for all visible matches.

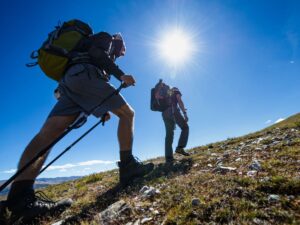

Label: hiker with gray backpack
[0,19,154,223]
[151,79,190,163]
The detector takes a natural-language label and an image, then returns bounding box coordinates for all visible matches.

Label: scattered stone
[98,200,132,224]
[253,218,264,225]
[268,194,280,203]
[247,170,257,177]
[153,210,160,215]
[235,158,242,162]
[133,219,140,225]
[141,217,152,224]
[255,147,263,151]
[223,151,231,158]
[249,159,261,171]
[140,186,160,199]
[211,153,218,156]
[207,163,213,167]
[213,166,237,174]
[52,220,64,225]
[191,198,201,206]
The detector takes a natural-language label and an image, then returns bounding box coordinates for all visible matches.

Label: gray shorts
[49,63,127,118]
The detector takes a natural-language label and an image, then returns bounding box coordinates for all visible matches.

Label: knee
[182,124,189,132]
[115,104,135,121]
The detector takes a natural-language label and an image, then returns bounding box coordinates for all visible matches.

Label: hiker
[4,21,154,222]
[153,80,190,163]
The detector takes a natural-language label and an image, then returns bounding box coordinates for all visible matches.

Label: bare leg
[15,114,79,182]
[111,104,135,151]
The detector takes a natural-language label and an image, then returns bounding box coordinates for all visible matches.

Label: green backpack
[27,19,93,81]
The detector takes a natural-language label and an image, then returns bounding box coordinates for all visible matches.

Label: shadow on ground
[62,158,194,224]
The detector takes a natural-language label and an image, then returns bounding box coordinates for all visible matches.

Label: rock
[140,186,160,199]
[213,166,237,174]
[253,218,264,224]
[141,217,153,223]
[52,221,64,225]
[133,219,140,225]
[255,147,263,151]
[153,210,160,215]
[268,194,280,203]
[211,153,218,156]
[247,170,257,177]
[223,151,231,158]
[207,163,213,167]
[98,200,132,224]
[191,198,201,206]
[235,158,242,162]
[249,159,261,171]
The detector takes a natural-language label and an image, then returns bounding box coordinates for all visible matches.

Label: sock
[120,150,134,164]
[7,180,34,203]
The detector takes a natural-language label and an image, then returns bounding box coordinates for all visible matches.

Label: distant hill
[0,176,81,196]
[1,113,300,224]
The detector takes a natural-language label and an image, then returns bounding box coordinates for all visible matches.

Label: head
[171,87,180,92]
[109,33,126,61]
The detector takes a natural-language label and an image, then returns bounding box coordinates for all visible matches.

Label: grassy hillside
[2,114,300,224]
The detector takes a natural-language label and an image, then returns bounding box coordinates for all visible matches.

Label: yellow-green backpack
[27,19,93,81]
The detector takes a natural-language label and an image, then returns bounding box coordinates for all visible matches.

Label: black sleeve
[88,46,125,81]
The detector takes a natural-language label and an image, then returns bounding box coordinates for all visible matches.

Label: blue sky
[0,0,299,180]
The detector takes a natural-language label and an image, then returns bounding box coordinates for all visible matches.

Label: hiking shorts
[48,63,127,118]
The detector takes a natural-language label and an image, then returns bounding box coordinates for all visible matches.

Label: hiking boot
[8,190,72,223]
[0,201,9,225]
[118,158,154,185]
[165,157,174,164]
[175,147,190,156]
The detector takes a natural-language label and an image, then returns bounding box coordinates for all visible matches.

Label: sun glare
[157,29,194,68]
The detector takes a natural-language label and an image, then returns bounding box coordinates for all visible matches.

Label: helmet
[110,33,126,59]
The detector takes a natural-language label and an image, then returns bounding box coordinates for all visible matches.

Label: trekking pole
[0,83,126,193]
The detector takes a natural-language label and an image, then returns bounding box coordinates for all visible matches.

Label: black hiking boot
[0,201,9,225]
[175,147,190,156]
[8,190,72,224]
[118,158,154,185]
[165,157,174,164]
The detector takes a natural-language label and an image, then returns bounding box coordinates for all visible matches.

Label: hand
[120,75,136,87]
[103,112,111,122]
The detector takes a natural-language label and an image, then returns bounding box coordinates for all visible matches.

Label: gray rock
[253,218,264,225]
[133,219,141,225]
[235,158,242,162]
[52,221,64,225]
[140,186,160,199]
[98,200,132,224]
[141,217,153,224]
[223,151,231,158]
[268,194,280,203]
[191,198,201,206]
[213,166,237,174]
[247,170,257,177]
[249,159,261,171]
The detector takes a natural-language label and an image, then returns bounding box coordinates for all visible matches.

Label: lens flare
[157,29,194,68]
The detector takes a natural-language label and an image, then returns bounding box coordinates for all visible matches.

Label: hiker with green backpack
[2,19,154,223]
[151,79,190,163]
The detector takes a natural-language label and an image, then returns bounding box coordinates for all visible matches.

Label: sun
[157,29,194,68]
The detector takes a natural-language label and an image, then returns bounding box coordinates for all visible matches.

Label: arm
[88,46,125,81]
[176,94,188,121]
[176,94,186,113]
